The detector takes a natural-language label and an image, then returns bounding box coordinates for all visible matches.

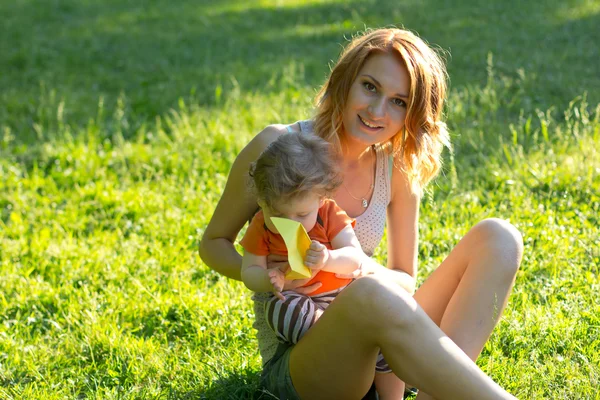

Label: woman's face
[342,52,410,149]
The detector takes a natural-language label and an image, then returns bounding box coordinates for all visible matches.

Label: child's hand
[268,269,286,301]
[305,240,329,271]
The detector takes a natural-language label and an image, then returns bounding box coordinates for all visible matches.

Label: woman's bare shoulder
[389,159,420,203]
[245,124,289,152]
[202,124,289,242]
[241,122,304,160]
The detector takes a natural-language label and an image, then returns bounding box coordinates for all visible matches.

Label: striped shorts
[264,287,391,373]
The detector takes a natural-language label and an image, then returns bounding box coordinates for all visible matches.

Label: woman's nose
[367,96,386,118]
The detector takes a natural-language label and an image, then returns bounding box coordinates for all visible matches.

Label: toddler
[240,133,389,372]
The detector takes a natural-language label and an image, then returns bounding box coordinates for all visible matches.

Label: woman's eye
[363,82,376,92]
[392,98,406,107]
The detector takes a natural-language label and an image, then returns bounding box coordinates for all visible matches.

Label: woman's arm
[199,126,284,280]
[385,164,420,293]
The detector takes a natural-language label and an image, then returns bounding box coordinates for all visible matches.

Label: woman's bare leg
[413,218,523,399]
[289,274,516,400]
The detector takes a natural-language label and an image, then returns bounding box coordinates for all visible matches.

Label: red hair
[313,28,450,194]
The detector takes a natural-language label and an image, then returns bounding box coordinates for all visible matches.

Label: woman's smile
[358,114,384,130]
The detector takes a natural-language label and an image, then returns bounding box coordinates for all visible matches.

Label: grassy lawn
[1,0,599,398]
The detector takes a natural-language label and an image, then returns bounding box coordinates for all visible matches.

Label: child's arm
[305,224,363,274]
[241,251,285,301]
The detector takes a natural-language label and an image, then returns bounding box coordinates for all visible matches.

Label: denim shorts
[260,343,380,399]
[260,342,300,400]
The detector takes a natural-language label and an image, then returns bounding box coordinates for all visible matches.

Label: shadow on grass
[199,369,270,400]
[199,371,415,400]
[1,0,598,143]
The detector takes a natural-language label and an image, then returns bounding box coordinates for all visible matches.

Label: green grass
[1,0,599,399]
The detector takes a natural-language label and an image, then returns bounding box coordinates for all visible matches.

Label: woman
[200,28,523,399]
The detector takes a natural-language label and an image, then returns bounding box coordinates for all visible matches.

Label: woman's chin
[347,130,380,147]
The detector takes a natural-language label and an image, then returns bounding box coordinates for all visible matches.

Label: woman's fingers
[282,277,307,291]
[293,281,322,295]
[335,266,365,279]
[289,277,311,287]
[282,275,320,292]
[335,270,360,279]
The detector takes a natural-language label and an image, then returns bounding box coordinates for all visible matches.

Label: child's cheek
[301,220,316,233]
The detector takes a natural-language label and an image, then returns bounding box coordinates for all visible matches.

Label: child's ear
[318,198,326,207]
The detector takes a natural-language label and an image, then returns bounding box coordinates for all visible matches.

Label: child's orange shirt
[240,199,355,295]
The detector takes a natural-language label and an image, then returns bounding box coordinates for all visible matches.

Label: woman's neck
[341,140,373,170]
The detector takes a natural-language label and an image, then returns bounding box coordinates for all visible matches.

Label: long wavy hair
[313,28,450,195]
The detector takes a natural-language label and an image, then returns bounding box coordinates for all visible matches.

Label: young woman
[200,28,523,399]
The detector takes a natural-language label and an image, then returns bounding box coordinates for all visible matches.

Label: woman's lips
[358,115,383,130]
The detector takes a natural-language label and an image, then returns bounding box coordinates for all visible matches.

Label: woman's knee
[341,275,418,328]
[471,218,524,274]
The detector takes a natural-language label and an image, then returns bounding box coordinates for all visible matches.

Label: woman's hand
[281,268,322,295]
[282,276,322,294]
[334,261,378,279]
[336,259,416,294]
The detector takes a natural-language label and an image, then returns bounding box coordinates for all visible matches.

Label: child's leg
[264,292,324,344]
[375,353,391,373]
[373,345,398,399]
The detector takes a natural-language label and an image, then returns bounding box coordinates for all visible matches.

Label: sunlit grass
[1,0,599,399]
[1,76,599,398]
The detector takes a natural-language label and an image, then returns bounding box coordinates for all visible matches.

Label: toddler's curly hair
[249,133,342,210]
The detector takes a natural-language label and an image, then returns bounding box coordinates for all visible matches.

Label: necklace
[343,148,375,209]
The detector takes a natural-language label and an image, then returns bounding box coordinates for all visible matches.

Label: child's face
[261,193,324,234]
